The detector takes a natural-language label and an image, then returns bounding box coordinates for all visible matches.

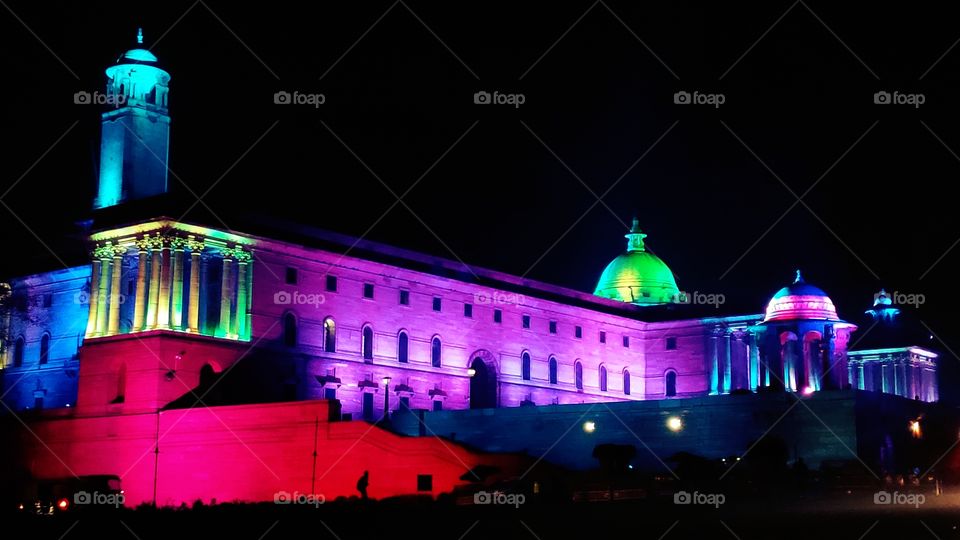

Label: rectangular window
[362,392,374,421]
[285,267,298,285]
[417,474,433,492]
[666,337,678,350]
[399,289,410,305]
[326,275,337,292]
[494,309,502,323]
[575,325,582,339]
[522,315,531,329]
[400,396,410,410]
[432,297,442,311]
[549,321,557,334]
[324,387,336,400]
[42,293,53,308]
[363,283,375,299]
[623,335,630,348]
[599,331,606,344]
[433,400,443,411]
[463,303,473,318]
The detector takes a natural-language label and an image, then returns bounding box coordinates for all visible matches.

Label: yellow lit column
[217,250,234,338]
[95,246,111,336]
[85,256,101,337]
[107,246,125,335]
[170,237,185,329]
[132,238,150,332]
[146,236,162,329]
[156,238,172,329]
[233,249,251,340]
[187,237,204,333]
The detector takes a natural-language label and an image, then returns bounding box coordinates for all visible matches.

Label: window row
[281,315,443,367]
[7,333,51,368]
[520,352,633,395]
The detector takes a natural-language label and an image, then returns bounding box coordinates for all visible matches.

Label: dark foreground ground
[7,490,960,540]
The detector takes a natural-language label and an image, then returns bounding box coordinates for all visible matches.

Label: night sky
[2,2,959,394]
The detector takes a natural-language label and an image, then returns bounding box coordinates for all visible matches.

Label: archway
[469,352,498,409]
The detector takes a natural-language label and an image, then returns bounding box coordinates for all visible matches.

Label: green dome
[594,219,680,305]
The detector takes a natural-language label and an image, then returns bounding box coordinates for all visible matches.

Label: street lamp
[467,368,476,377]
[382,376,392,421]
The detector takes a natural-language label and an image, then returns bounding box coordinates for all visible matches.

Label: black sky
[1,1,959,392]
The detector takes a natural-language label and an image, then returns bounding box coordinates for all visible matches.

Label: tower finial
[625,218,647,252]
[794,269,803,284]
[137,28,144,45]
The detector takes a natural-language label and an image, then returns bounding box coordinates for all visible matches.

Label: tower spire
[137,27,143,45]
[625,217,647,252]
[794,269,803,284]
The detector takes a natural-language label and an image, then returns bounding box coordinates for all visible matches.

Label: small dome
[120,48,158,63]
[594,219,680,305]
[762,270,840,323]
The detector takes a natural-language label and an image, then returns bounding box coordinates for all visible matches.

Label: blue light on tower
[94,29,171,209]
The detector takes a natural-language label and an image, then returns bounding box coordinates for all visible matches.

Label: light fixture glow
[666,416,683,432]
[467,368,477,377]
[582,421,596,433]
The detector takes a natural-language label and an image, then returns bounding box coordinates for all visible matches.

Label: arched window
[362,325,374,361]
[575,361,583,390]
[623,370,631,396]
[39,334,50,365]
[549,357,558,384]
[113,363,127,404]
[521,351,531,381]
[431,336,442,368]
[665,370,677,397]
[282,313,297,347]
[599,365,608,392]
[13,337,24,368]
[398,331,409,363]
[323,317,336,352]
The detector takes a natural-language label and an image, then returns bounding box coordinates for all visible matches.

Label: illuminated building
[0,31,943,505]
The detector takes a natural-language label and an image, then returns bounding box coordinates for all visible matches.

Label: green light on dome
[593,218,680,305]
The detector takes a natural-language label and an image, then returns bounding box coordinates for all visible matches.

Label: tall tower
[94,29,171,209]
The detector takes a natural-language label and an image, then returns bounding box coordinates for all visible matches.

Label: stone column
[146,236,162,329]
[156,238,172,330]
[132,239,149,332]
[218,250,235,338]
[107,245,125,335]
[95,246,111,336]
[170,237,185,329]
[708,329,720,395]
[723,331,733,393]
[85,257,101,337]
[232,248,252,340]
[187,237,204,334]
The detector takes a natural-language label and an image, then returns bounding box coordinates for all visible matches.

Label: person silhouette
[357,470,369,500]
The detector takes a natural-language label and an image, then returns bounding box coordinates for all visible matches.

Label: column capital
[170,235,188,251]
[221,245,252,263]
[186,235,206,252]
[93,242,126,259]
